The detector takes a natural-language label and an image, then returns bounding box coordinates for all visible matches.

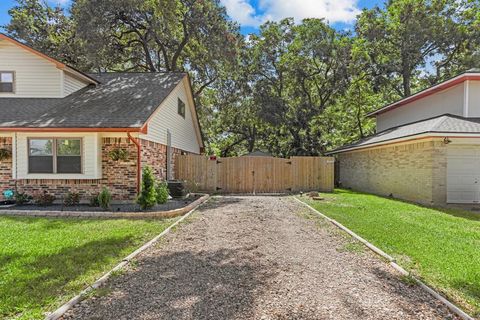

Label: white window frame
[28,137,83,174]
[0,71,15,94]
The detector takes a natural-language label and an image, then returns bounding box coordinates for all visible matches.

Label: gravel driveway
[62,196,455,320]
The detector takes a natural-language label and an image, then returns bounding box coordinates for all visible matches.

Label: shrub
[15,192,32,205]
[156,181,169,204]
[0,148,11,161]
[98,187,112,210]
[33,191,55,206]
[89,193,100,207]
[137,166,157,210]
[108,148,129,161]
[64,192,80,206]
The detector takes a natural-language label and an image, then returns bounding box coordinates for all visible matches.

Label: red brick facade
[0,137,15,193]
[140,139,185,181]
[0,136,192,202]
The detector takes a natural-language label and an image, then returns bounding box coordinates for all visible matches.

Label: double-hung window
[0,72,14,93]
[28,138,82,174]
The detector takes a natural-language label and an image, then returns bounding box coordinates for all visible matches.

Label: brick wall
[101,137,138,200]
[13,137,138,201]
[140,139,186,181]
[0,137,15,193]
[0,136,194,202]
[337,139,447,206]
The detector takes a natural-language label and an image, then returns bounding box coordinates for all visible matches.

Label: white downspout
[463,80,470,117]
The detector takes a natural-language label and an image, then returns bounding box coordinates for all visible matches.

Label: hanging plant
[108,148,129,162]
[0,148,12,161]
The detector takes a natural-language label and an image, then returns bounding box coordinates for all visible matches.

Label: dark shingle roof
[0,72,186,128]
[328,114,480,154]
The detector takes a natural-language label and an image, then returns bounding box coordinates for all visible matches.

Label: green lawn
[0,216,178,319]
[300,189,480,317]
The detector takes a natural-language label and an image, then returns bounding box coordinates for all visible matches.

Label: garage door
[447,147,480,203]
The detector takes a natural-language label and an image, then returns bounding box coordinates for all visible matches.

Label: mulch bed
[3,194,202,213]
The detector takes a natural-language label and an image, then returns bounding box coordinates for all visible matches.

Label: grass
[0,216,178,319]
[300,189,480,317]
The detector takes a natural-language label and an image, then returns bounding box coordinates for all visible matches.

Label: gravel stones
[62,196,456,320]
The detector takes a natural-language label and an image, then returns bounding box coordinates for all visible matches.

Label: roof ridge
[431,114,452,131]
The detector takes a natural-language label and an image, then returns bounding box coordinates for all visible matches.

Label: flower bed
[0,194,209,219]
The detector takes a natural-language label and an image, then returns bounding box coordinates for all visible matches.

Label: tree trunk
[402,70,411,97]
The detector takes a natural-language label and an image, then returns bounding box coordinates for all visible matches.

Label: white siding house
[0,39,63,98]
[376,83,465,132]
[140,78,201,154]
[0,33,203,201]
[63,73,89,96]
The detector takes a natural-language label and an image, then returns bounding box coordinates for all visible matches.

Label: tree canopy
[4,0,479,156]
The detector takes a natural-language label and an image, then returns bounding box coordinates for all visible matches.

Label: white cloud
[220,0,265,26]
[221,0,361,27]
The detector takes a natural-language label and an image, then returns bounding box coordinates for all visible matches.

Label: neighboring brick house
[329,69,480,206]
[0,33,203,201]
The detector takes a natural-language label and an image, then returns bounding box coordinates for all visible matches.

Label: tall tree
[72,0,240,96]
[4,0,88,68]
[251,19,351,156]
[356,0,471,97]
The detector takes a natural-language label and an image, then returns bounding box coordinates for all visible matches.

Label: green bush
[156,181,169,204]
[0,148,11,161]
[15,192,32,205]
[63,192,80,206]
[108,148,129,161]
[98,187,112,210]
[33,191,55,206]
[89,193,100,207]
[137,166,157,210]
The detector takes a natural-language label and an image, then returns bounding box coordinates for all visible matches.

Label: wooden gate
[175,155,334,193]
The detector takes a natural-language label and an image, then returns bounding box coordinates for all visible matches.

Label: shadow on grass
[433,207,480,222]
[1,235,135,318]
[452,280,480,316]
[0,253,20,269]
[333,188,480,222]
[66,248,272,320]
[1,216,102,228]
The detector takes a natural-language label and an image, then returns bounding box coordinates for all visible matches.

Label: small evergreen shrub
[137,166,157,210]
[15,192,32,205]
[64,192,80,206]
[156,181,169,204]
[89,193,100,207]
[33,191,55,206]
[98,187,112,210]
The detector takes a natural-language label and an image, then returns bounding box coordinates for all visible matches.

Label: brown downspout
[127,132,141,195]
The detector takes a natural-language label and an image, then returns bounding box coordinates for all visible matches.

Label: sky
[0,0,382,34]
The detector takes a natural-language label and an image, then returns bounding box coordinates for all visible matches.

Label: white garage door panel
[448,159,476,173]
[447,147,480,203]
[447,191,476,203]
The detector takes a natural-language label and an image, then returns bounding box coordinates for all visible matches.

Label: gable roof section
[0,72,186,130]
[328,114,480,154]
[0,33,98,85]
[367,70,480,117]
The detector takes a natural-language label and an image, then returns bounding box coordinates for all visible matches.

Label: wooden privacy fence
[175,155,334,194]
